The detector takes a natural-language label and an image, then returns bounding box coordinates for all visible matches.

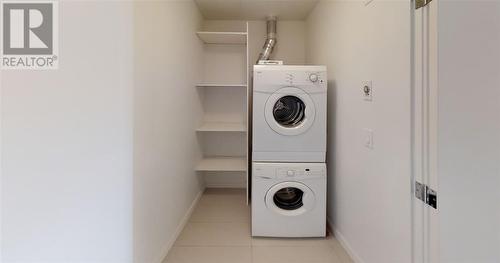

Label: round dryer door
[265,181,316,216]
[265,87,316,136]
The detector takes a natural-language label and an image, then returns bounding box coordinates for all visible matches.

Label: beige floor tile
[329,237,355,263]
[252,236,333,247]
[163,246,252,263]
[190,201,250,222]
[164,189,352,263]
[189,205,250,223]
[203,188,246,196]
[198,188,247,207]
[252,246,341,263]
[175,222,251,246]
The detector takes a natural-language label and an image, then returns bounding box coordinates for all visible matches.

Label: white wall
[437,1,500,262]
[133,1,205,263]
[1,1,134,262]
[306,1,412,263]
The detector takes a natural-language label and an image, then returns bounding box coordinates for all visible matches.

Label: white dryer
[252,162,327,237]
[252,65,327,162]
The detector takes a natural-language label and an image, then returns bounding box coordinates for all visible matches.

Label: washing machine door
[265,181,316,216]
[265,87,316,136]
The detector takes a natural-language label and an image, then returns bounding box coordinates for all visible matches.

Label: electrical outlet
[364,128,374,149]
[362,81,373,101]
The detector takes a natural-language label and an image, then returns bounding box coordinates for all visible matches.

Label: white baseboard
[154,189,204,263]
[327,217,365,263]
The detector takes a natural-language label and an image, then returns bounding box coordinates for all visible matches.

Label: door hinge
[415,0,433,10]
[415,181,437,209]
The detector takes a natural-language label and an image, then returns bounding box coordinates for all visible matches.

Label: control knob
[309,73,319,83]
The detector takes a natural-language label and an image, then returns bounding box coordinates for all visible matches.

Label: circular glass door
[265,87,316,136]
[273,96,306,128]
[273,187,304,210]
[265,182,316,216]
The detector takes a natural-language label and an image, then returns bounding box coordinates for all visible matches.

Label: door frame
[411,0,439,262]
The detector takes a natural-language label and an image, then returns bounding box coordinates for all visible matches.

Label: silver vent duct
[256,17,277,63]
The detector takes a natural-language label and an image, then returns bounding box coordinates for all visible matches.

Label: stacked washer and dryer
[252,65,328,237]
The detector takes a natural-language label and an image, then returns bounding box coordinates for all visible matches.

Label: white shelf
[196,122,246,132]
[196,157,247,172]
[196,83,247,88]
[196,31,247,45]
[194,22,249,192]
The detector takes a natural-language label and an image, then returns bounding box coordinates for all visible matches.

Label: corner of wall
[328,218,365,263]
[153,189,204,263]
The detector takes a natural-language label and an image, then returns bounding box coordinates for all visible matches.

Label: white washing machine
[252,162,326,237]
[252,65,327,162]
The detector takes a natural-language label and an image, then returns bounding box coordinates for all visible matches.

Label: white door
[412,0,439,262]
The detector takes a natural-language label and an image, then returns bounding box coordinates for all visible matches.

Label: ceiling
[194,0,320,20]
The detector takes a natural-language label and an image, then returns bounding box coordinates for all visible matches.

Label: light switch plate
[362,81,373,101]
[364,128,374,149]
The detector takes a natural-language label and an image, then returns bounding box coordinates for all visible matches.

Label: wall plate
[363,128,374,149]
[362,80,373,101]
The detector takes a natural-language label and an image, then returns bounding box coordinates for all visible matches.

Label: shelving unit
[196,122,246,132]
[195,22,250,197]
[196,31,247,45]
[196,83,247,88]
[195,157,247,172]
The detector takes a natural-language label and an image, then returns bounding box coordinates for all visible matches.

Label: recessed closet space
[131,1,412,263]
[194,18,307,193]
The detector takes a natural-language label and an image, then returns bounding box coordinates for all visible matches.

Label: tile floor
[163,188,353,263]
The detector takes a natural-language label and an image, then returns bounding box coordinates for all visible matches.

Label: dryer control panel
[253,65,327,93]
[253,162,326,180]
[284,71,325,85]
[276,167,325,179]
